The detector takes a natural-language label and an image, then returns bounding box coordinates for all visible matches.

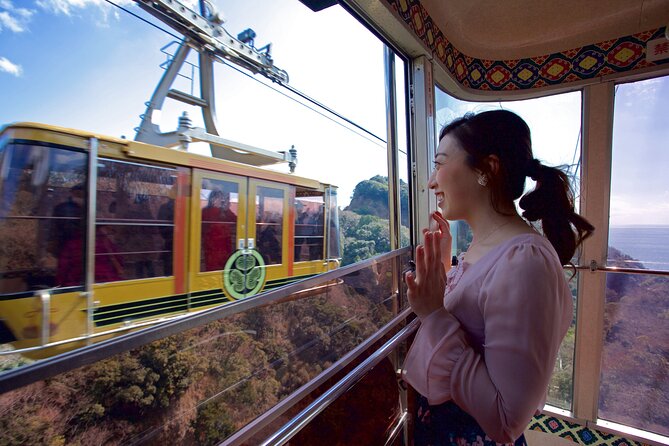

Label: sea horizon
[608,226,669,271]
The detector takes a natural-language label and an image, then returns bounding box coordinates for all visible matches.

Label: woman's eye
[432,160,442,168]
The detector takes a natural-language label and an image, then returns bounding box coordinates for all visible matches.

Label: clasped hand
[405,211,451,319]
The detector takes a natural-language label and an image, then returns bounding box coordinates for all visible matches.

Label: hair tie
[525,158,542,180]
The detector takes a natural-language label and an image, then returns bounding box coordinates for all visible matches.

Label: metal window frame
[572,82,614,421]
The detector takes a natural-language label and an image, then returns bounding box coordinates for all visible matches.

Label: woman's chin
[440,207,456,220]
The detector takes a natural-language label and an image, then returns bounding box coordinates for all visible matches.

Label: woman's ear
[483,154,500,176]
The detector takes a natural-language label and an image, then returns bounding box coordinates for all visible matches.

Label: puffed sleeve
[402,307,468,402]
[404,242,572,443]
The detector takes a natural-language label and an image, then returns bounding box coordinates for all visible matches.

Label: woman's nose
[427,170,437,189]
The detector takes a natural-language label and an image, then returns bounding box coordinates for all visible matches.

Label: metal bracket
[39,291,50,346]
[133,0,295,169]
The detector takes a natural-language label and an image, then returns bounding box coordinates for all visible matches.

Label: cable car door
[190,170,247,306]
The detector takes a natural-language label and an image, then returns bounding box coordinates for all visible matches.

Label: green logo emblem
[223,250,266,299]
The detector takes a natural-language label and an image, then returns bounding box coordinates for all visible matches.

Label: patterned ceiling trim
[384,0,669,91]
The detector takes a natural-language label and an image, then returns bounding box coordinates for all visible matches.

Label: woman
[403,110,593,446]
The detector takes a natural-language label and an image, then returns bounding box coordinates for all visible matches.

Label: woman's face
[428,134,482,220]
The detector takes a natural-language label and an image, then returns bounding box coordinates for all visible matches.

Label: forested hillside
[340,175,409,265]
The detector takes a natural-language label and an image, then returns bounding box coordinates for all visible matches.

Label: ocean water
[608,226,669,271]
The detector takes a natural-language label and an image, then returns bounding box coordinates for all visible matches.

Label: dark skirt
[414,395,528,446]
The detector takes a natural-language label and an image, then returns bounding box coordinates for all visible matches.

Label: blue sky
[0,0,391,206]
[1,0,667,225]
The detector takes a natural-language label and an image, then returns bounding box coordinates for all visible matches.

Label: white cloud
[35,0,167,16]
[36,0,140,28]
[0,56,22,76]
[0,0,34,33]
[0,10,23,32]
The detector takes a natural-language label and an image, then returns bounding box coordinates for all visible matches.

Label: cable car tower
[133,0,297,171]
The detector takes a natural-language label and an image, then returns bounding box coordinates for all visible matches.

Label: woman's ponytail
[519,159,594,265]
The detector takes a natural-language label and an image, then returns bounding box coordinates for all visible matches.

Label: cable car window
[294,187,324,262]
[600,75,669,436]
[396,56,411,249]
[96,158,176,281]
[256,186,283,265]
[435,86,582,411]
[0,142,87,293]
[200,179,239,272]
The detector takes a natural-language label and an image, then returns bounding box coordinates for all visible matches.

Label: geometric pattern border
[383,0,668,91]
[528,414,654,446]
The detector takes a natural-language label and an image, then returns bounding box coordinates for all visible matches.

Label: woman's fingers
[415,244,426,282]
[431,229,442,265]
[405,270,416,289]
[432,211,450,234]
[423,231,434,267]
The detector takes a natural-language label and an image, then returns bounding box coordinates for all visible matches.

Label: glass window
[599,75,669,436]
[396,55,410,248]
[256,186,284,265]
[96,159,176,281]
[546,270,578,409]
[200,179,239,272]
[0,253,400,444]
[434,86,582,411]
[608,76,669,271]
[294,187,324,262]
[1,0,395,272]
[435,87,583,258]
[0,142,87,293]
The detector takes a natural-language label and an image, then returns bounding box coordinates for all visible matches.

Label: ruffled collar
[445,252,467,296]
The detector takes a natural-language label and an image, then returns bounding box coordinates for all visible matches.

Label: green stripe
[264,274,316,287]
[190,296,229,309]
[90,274,320,327]
[95,305,189,327]
[95,301,189,323]
[95,294,187,315]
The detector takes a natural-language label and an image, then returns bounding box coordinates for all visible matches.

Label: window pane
[200,179,239,272]
[434,87,582,259]
[546,270,578,410]
[0,254,399,444]
[600,75,669,435]
[96,158,176,281]
[0,143,87,293]
[295,187,324,262]
[396,55,410,248]
[434,86,582,411]
[256,186,283,265]
[608,76,669,271]
[599,272,669,436]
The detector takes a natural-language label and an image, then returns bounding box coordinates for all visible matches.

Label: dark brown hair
[440,109,594,264]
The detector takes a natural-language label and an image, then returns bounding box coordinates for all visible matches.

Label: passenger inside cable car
[0,0,667,445]
[404,110,593,445]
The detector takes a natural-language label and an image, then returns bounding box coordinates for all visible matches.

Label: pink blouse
[402,233,572,443]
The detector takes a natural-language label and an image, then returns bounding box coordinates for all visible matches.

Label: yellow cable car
[0,122,341,358]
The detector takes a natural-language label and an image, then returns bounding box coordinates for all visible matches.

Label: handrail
[384,411,409,446]
[221,307,413,446]
[573,263,669,277]
[0,247,410,395]
[260,317,420,446]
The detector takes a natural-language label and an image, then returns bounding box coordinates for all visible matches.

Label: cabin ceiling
[419,0,669,60]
